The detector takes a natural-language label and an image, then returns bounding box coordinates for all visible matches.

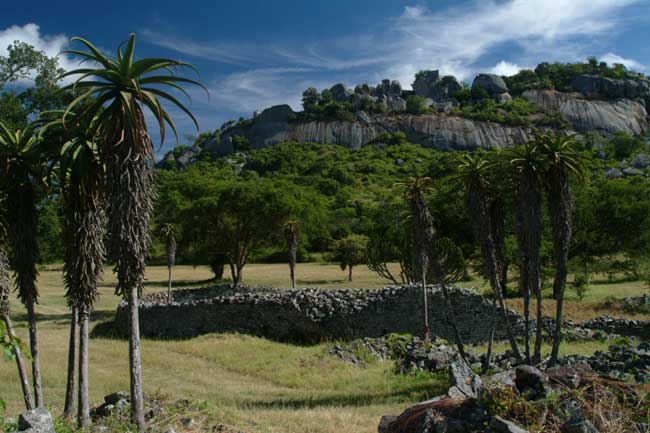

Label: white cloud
[490,61,525,77]
[0,23,77,84]
[600,52,646,72]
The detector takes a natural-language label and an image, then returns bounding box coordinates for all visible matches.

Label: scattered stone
[17,408,55,433]
[104,391,129,405]
[604,167,623,179]
[489,416,530,433]
[560,416,600,433]
[515,365,550,400]
[631,153,650,168]
[623,167,645,176]
[448,355,483,398]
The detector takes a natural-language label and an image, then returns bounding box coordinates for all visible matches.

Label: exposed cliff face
[522,89,647,135]
[216,110,533,152]
[213,89,647,154]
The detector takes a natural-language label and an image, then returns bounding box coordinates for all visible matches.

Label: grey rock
[489,416,529,433]
[515,365,550,400]
[378,415,397,433]
[412,70,440,98]
[104,391,129,405]
[488,369,516,387]
[561,416,600,433]
[571,74,650,102]
[92,426,109,433]
[356,111,373,124]
[395,158,405,166]
[431,76,463,101]
[387,95,406,112]
[631,153,650,169]
[330,83,352,102]
[523,89,647,135]
[17,408,55,433]
[496,92,513,103]
[604,168,623,179]
[390,80,402,95]
[472,73,509,94]
[448,356,483,398]
[163,427,176,433]
[623,167,644,177]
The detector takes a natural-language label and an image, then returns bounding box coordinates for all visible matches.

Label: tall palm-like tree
[397,177,436,341]
[538,133,584,366]
[456,154,521,362]
[45,111,105,427]
[283,220,301,289]
[0,230,33,410]
[61,34,204,431]
[507,142,545,364]
[159,223,177,302]
[427,237,469,361]
[0,122,46,406]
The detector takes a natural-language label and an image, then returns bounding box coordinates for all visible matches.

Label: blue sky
[2,0,650,154]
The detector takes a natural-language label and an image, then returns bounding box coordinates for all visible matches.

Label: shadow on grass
[90,320,124,340]
[142,278,216,288]
[239,382,446,409]
[296,279,347,286]
[11,309,115,324]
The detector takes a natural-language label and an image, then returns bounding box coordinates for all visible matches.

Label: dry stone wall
[114,285,520,344]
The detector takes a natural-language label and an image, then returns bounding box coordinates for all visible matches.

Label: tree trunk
[128,286,145,432]
[482,297,498,374]
[348,265,353,282]
[167,264,172,303]
[78,309,90,428]
[2,312,33,410]
[26,300,43,407]
[521,270,531,364]
[63,308,78,420]
[421,269,429,341]
[440,283,466,361]
[500,263,508,298]
[288,245,296,289]
[533,282,543,364]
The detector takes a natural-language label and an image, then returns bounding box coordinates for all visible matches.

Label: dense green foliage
[450,97,567,127]
[504,57,640,96]
[148,136,650,289]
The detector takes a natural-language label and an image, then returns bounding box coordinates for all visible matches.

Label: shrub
[405,95,430,115]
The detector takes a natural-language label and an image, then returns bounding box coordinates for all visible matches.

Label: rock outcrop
[522,89,647,135]
[219,107,533,151]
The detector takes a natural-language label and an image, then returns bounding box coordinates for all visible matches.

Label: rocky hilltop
[161,63,650,164]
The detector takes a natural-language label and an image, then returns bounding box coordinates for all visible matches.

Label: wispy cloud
[146,0,643,118]
[600,52,647,72]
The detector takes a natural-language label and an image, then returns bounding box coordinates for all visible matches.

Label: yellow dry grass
[0,263,647,432]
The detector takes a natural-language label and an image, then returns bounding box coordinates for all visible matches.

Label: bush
[405,95,430,115]
[572,271,591,301]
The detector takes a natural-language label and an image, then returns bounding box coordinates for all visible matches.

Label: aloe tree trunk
[515,171,542,365]
[549,172,573,366]
[63,308,78,420]
[0,245,33,410]
[287,238,297,289]
[106,128,152,433]
[77,309,90,428]
[440,283,466,361]
[166,238,176,303]
[7,185,43,406]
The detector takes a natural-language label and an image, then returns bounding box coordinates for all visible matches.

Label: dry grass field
[0,263,648,433]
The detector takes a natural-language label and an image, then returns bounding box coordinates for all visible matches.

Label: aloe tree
[0,234,33,410]
[507,142,545,364]
[457,153,521,363]
[427,237,468,360]
[0,122,46,406]
[283,220,301,289]
[397,177,436,341]
[61,34,204,431]
[159,223,177,302]
[44,110,105,427]
[538,134,584,366]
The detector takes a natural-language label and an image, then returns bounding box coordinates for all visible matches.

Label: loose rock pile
[558,342,650,384]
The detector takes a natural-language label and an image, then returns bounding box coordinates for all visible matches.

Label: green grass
[0,263,648,433]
